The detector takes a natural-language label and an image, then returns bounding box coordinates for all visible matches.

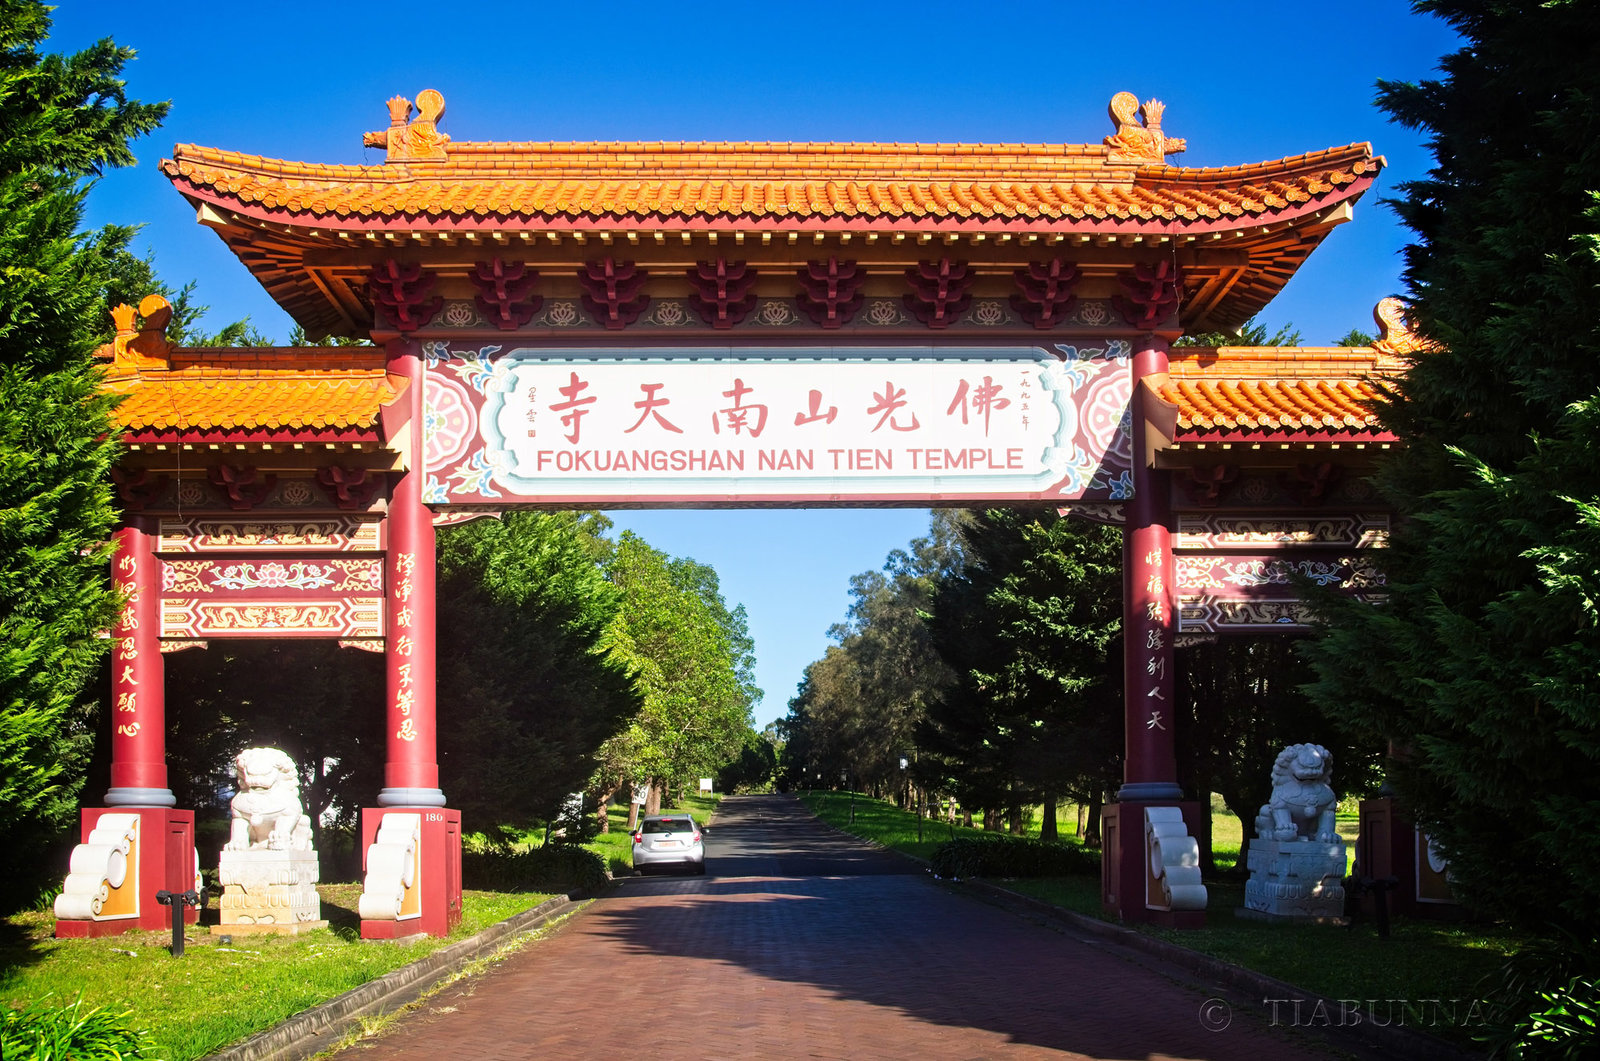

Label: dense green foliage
[919,510,1122,829]
[461,843,609,895]
[434,512,640,832]
[0,994,156,1061]
[1301,0,1600,938]
[0,0,166,911]
[928,835,1099,880]
[597,533,756,808]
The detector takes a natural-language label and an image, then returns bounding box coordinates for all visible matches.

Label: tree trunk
[1084,797,1102,848]
[1195,791,1215,874]
[983,807,999,831]
[595,781,621,833]
[1039,797,1058,842]
[1076,803,1088,839]
[645,780,663,816]
[1007,803,1024,835]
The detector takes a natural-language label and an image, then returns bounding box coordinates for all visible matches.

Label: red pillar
[377,338,444,808]
[57,518,197,938]
[361,337,457,938]
[1119,336,1181,802]
[1103,333,1203,925]
[106,518,174,808]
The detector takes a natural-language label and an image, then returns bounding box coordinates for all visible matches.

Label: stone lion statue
[225,747,312,852]
[1254,743,1339,843]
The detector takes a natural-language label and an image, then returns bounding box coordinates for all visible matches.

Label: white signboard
[421,343,1133,505]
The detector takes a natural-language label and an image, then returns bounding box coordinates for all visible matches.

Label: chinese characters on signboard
[422,344,1134,505]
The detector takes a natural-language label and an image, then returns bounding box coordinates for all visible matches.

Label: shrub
[1479,929,1600,1058]
[462,843,609,894]
[1,995,156,1060]
[929,836,1099,880]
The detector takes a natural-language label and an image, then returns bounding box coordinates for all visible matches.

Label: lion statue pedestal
[211,747,326,936]
[1240,743,1348,924]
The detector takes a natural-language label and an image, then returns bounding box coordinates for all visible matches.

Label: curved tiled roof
[104,349,396,436]
[161,141,1378,229]
[1162,346,1396,439]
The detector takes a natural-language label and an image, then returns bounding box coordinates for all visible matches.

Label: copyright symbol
[1199,997,1232,1032]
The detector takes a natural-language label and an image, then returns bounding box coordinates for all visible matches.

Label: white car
[632,814,705,874]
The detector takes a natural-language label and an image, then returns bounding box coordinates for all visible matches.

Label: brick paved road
[335,794,1334,1060]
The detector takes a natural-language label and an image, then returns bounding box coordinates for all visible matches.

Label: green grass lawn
[1,883,555,1060]
[801,789,1520,1048]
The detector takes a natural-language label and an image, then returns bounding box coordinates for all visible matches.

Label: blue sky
[54,1,1458,730]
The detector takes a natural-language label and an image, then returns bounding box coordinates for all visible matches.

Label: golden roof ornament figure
[1371,296,1441,366]
[1104,91,1187,164]
[363,89,450,163]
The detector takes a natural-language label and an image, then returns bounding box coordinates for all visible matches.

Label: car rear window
[644,818,696,833]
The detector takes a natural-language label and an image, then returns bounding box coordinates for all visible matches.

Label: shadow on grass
[0,913,48,980]
[317,882,363,942]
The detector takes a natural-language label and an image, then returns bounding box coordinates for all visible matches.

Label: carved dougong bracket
[111,467,171,512]
[904,259,973,329]
[687,259,759,328]
[316,467,383,511]
[1281,461,1343,505]
[578,259,650,329]
[207,465,277,511]
[470,259,542,330]
[1011,260,1081,329]
[1181,463,1239,507]
[1113,261,1182,329]
[796,258,864,329]
[369,262,443,332]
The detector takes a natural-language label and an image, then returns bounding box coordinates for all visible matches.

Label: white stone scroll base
[210,848,326,936]
[1240,837,1349,924]
[358,812,421,923]
[54,813,141,923]
[1145,806,1208,911]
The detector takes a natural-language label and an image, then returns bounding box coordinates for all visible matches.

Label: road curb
[204,893,584,1061]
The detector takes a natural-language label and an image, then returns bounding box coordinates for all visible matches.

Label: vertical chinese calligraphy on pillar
[106,519,174,807]
[1119,339,1182,801]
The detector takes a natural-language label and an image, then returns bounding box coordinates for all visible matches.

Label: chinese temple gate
[58,89,1408,936]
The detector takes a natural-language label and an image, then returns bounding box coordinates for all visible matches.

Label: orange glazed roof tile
[104,348,397,435]
[1163,346,1396,438]
[161,140,1379,228]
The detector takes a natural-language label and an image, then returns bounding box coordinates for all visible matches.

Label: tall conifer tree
[1302,0,1600,932]
[0,1,165,907]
